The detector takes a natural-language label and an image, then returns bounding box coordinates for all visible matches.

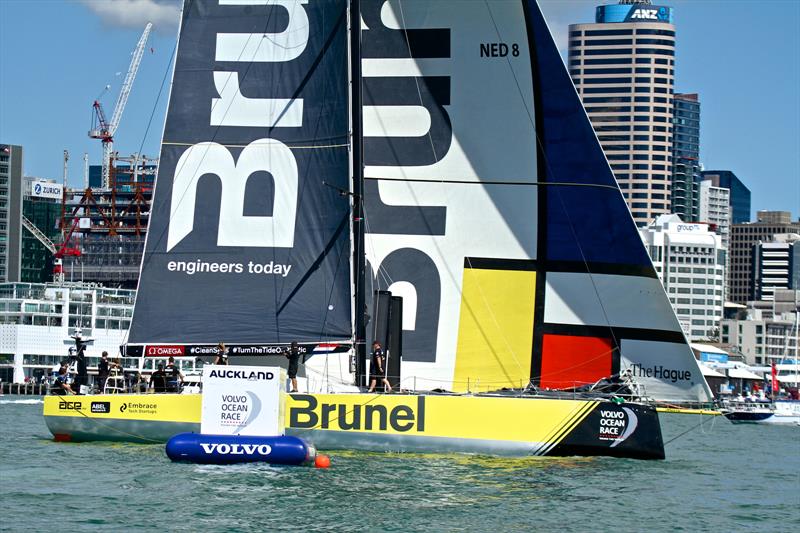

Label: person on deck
[149,364,169,393]
[52,364,74,395]
[72,347,88,393]
[286,341,301,393]
[367,341,392,393]
[214,343,228,365]
[166,356,184,393]
[133,372,148,393]
[97,351,119,392]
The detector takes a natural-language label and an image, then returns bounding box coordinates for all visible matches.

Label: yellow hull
[43,392,665,459]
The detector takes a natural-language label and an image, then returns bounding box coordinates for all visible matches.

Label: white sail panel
[362,0,536,183]
[544,273,682,332]
[621,340,712,403]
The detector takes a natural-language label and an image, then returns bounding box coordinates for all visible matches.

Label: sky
[0,0,798,220]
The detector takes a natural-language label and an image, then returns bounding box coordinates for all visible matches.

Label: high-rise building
[698,179,730,249]
[671,93,700,222]
[700,170,751,224]
[729,212,800,304]
[21,177,63,283]
[0,144,23,282]
[640,214,725,340]
[569,1,675,227]
[751,233,800,301]
[720,289,799,366]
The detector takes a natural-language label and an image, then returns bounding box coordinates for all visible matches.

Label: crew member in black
[166,356,184,392]
[97,351,110,392]
[97,351,119,392]
[150,364,169,393]
[72,346,88,393]
[286,341,301,393]
[214,343,228,365]
[367,341,392,393]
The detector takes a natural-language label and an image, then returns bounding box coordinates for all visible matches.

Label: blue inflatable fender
[166,433,316,465]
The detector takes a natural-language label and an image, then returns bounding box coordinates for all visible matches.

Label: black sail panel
[129,0,352,344]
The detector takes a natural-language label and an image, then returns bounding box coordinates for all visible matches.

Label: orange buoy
[314,454,331,469]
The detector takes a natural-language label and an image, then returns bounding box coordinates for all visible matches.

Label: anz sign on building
[596,4,673,24]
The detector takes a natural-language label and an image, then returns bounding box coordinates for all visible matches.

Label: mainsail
[129,0,352,344]
[130,0,710,403]
[361,0,711,403]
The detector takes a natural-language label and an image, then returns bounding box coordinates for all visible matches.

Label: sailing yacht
[43,0,712,459]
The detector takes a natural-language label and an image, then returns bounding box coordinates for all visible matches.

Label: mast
[349,0,366,388]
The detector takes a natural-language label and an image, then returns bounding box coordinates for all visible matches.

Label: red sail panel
[540,334,613,390]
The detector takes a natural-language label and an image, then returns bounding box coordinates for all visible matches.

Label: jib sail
[361,0,710,403]
[129,0,352,345]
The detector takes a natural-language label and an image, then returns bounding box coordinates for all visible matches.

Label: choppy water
[1,398,797,532]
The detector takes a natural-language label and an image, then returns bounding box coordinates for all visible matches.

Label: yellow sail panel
[453,268,536,392]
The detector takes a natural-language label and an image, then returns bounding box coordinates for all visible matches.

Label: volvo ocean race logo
[599,407,638,447]
[218,392,261,432]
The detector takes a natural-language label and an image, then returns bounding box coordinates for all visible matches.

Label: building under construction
[61,154,155,288]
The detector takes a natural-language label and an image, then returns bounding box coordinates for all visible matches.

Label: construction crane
[89,22,152,189]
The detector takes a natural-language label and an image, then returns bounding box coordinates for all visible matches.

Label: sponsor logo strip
[44,395,201,423]
[145,345,185,357]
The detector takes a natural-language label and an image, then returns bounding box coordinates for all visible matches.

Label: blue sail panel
[545,186,652,268]
[525,1,651,267]
[129,0,352,344]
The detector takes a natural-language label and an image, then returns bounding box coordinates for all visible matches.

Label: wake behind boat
[44,0,714,460]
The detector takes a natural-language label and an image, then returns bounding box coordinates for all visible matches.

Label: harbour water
[1,398,797,532]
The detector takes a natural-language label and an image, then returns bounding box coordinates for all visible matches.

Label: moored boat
[721,399,800,425]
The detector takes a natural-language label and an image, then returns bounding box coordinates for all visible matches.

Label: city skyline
[0,0,798,219]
